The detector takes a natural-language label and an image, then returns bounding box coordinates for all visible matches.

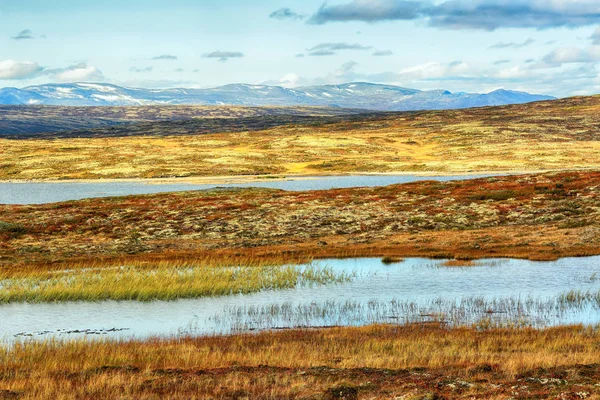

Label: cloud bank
[489,38,535,49]
[0,60,43,79]
[307,42,372,56]
[152,55,178,60]
[12,29,34,40]
[45,63,105,82]
[309,0,600,31]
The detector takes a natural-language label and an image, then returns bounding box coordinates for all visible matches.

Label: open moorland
[3,98,600,399]
[2,96,600,180]
[1,171,600,270]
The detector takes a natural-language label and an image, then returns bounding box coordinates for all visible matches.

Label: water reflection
[1,257,599,344]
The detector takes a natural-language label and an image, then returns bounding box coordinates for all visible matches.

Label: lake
[0,174,498,204]
[2,256,599,344]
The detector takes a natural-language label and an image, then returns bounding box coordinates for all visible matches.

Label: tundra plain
[3,97,600,399]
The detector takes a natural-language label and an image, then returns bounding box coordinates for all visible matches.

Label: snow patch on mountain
[0,82,556,110]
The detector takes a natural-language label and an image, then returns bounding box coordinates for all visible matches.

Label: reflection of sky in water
[2,256,599,344]
[0,174,497,204]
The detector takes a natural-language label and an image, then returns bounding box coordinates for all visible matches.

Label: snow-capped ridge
[0,82,555,110]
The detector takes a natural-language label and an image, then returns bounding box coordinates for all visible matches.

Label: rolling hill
[1,94,599,180]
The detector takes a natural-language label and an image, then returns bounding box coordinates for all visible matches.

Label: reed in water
[0,259,351,303]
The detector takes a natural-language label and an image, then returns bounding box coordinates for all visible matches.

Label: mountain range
[0,82,554,111]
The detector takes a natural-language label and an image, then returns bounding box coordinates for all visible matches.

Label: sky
[1,0,600,97]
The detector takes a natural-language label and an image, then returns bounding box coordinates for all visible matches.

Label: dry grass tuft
[2,325,600,398]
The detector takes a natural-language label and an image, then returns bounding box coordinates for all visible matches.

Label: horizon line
[0,81,557,97]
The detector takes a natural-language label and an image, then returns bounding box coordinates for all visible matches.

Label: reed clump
[0,261,351,303]
[442,259,475,267]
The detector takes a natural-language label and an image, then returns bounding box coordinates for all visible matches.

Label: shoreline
[3,171,600,268]
[0,169,556,185]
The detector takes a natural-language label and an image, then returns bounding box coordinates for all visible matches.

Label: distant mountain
[0,82,555,111]
[0,87,47,105]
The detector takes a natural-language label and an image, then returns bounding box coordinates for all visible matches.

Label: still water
[2,257,599,344]
[0,174,497,204]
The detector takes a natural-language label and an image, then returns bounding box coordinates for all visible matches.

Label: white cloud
[394,61,473,80]
[277,73,302,88]
[493,66,533,79]
[0,60,42,79]
[541,45,600,67]
[48,63,105,82]
[591,27,600,44]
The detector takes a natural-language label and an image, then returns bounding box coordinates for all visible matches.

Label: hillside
[0,105,365,136]
[0,82,554,111]
[0,95,598,180]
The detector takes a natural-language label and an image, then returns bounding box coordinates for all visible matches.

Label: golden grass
[4,96,600,179]
[2,325,600,398]
[442,260,476,267]
[0,260,349,303]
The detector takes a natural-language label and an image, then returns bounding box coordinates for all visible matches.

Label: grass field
[2,96,600,180]
[2,325,600,399]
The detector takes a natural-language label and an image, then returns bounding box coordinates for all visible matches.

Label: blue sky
[1,0,600,96]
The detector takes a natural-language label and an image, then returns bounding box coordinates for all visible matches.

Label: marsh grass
[0,261,352,303]
[559,289,600,306]
[209,292,600,333]
[2,325,600,399]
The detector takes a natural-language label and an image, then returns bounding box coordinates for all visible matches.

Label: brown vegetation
[2,325,600,399]
[1,171,600,269]
[3,99,600,399]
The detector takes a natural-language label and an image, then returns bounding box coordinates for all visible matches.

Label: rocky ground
[1,171,600,268]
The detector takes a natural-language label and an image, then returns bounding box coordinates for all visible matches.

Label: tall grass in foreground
[1,325,600,398]
[0,262,351,303]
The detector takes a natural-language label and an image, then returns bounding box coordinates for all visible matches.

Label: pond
[2,256,599,344]
[0,174,497,204]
